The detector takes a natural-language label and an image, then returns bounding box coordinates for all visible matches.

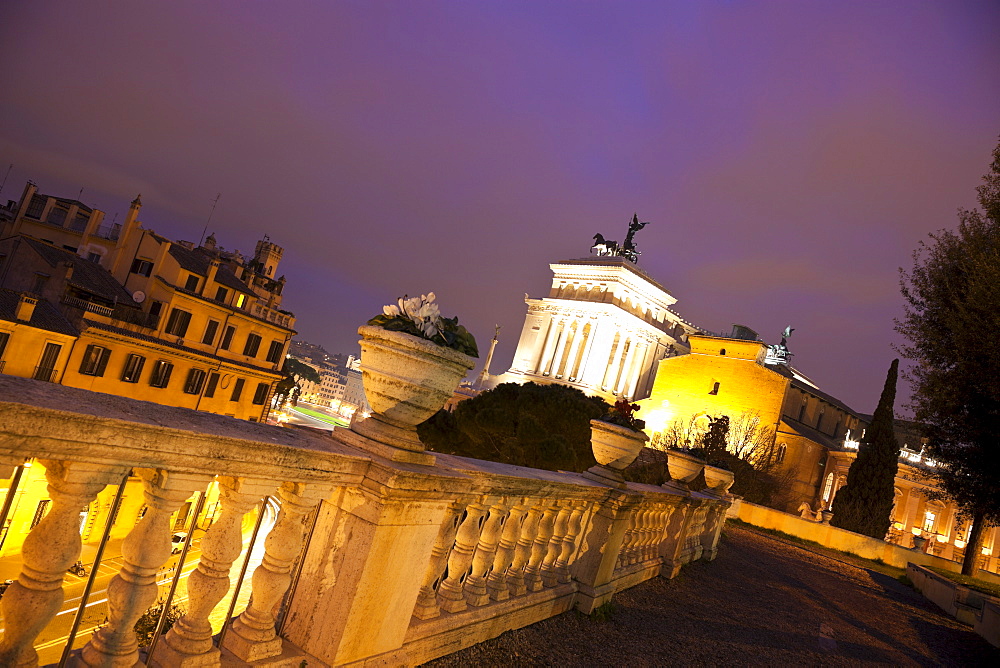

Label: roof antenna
[199,193,221,247]
[0,164,12,198]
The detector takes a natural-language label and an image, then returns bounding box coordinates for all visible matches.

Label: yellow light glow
[911,527,922,535]
[892,522,903,531]
[935,534,947,543]
[983,548,993,556]
[954,539,967,549]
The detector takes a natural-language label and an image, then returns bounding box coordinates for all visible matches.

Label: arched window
[776,443,787,463]
[822,473,835,505]
[719,348,726,356]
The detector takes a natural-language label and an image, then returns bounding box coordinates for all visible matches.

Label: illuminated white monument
[503,255,698,402]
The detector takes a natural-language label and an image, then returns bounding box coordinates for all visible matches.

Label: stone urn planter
[820,509,834,524]
[582,419,649,488]
[702,464,735,497]
[663,449,705,492]
[912,535,928,552]
[349,325,475,457]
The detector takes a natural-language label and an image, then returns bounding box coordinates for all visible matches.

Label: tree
[418,382,610,472]
[896,138,1000,575]
[830,360,901,539]
[273,357,322,409]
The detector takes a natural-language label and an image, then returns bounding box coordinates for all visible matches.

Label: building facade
[503,256,698,402]
[0,183,296,422]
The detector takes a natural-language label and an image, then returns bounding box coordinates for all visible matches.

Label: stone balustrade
[0,374,731,667]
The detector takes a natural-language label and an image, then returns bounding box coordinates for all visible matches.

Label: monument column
[537,318,563,375]
[547,320,571,377]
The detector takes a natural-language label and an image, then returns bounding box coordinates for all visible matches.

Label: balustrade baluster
[465,500,508,606]
[524,504,557,591]
[151,477,274,666]
[487,503,527,601]
[437,500,488,613]
[652,505,670,560]
[505,502,541,597]
[555,502,587,584]
[413,503,465,620]
[618,512,638,567]
[79,468,210,667]
[636,507,652,563]
[222,481,331,662]
[0,460,123,668]
[541,503,572,587]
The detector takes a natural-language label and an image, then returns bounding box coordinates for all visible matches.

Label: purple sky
[2,1,998,415]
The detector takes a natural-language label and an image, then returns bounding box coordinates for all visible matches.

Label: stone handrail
[0,374,731,667]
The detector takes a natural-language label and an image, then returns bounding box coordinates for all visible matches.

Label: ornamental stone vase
[349,325,475,459]
[581,419,648,489]
[663,449,705,492]
[702,464,735,497]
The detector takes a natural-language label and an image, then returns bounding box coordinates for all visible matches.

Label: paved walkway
[425,523,999,666]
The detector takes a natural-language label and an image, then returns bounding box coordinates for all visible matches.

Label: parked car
[171,532,188,554]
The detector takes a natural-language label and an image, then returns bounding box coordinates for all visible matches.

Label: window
[31,499,51,529]
[71,212,89,232]
[236,293,246,309]
[215,287,228,303]
[776,443,787,463]
[0,331,9,359]
[48,207,67,226]
[923,511,937,533]
[719,349,726,356]
[32,273,49,294]
[708,381,720,395]
[79,344,111,376]
[130,259,153,277]
[35,342,62,381]
[202,320,219,345]
[204,372,220,398]
[121,353,145,383]
[183,368,207,395]
[149,301,164,318]
[230,378,245,401]
[25,194,45,219]
[184,275,199,291]
[164,309,192,337]
[243,333,262,357]
[220,325,236,351]
[86,252,101,264]
[252,382,270,405]
[149,360,173,388]
[265,340,283,363]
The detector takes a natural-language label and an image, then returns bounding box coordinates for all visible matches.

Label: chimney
[15,293,37,322]
[204,260,219,296]
[64,261,75,283]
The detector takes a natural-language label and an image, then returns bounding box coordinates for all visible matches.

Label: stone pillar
[151,477,275,667]
[699,499,731,561]
[562,323,586,380]
[465,500,508,606]
[615,338,638,396]
[486,503,528,601]
[575,319,601,385]
[222,481,331,663]
[524,504,558,591]
[79,468,210,668]
[436,499,488,613]
[541,503,572,586]
[536,319,562,375]
[624,341,648,400]
[505,502,542,597]
[571,489,642,614]
[280,481,462,667]
[0,461,123,668]
[412,503,465,620]
[658,496,695,579]
[546,323,570,378]
[600,334,622,391]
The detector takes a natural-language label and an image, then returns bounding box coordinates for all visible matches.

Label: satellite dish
[132,290,146,303]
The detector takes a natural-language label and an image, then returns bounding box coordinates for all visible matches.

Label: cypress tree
[830,359,901,538]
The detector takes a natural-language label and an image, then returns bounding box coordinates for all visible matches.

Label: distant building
[640,328,1000,570]
[502,256,698,402]
[0,182,296,421]
[285,340,370,418]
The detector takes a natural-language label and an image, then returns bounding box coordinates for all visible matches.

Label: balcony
[63,295,160,329]
[251,303,293,328]
[0,374,730,667]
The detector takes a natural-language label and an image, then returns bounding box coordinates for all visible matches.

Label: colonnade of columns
[529,315,658,400]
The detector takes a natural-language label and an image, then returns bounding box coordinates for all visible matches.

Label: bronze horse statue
[592,233,619,256]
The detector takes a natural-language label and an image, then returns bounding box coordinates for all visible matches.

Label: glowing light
[983,548,993,556]
[954,539,967,549]
[843,429,859,450]
[935,534,947,543]
[911,527,922,535]
[892,522,904,531]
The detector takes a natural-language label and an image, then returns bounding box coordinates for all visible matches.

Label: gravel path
[423,523,999,666]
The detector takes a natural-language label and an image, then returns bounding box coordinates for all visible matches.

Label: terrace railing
[0,374,731,667]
